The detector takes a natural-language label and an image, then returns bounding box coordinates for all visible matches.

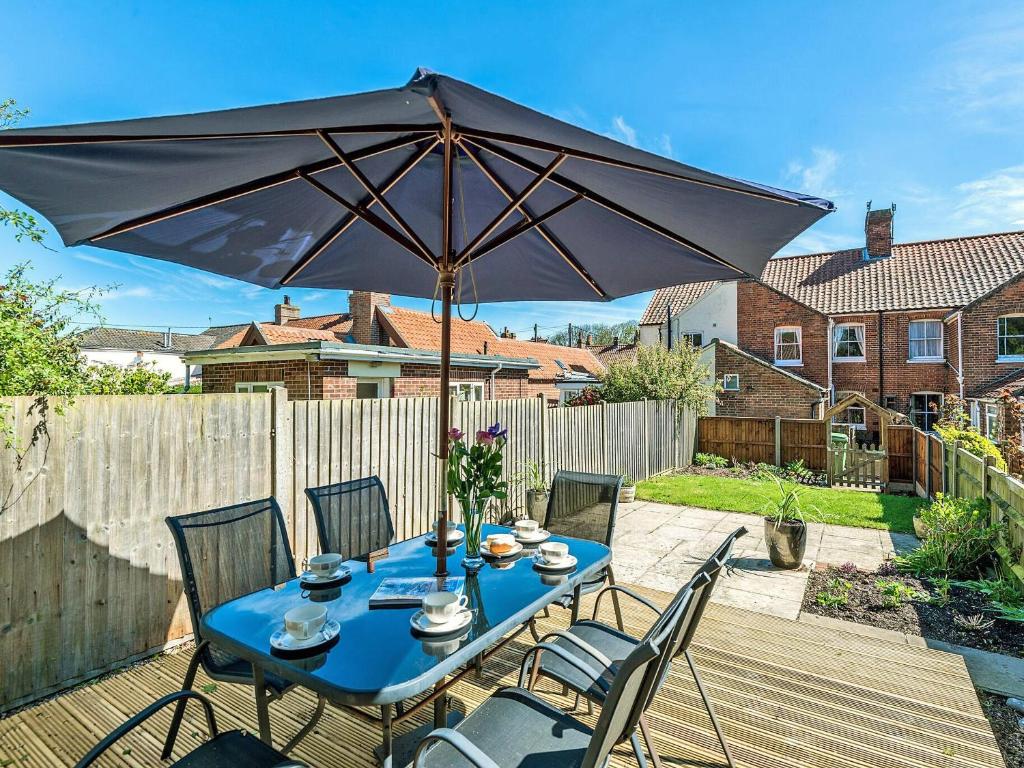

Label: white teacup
[284,604,327,641]
[305,553,342,577]
[514,519,539,537]
[422,591,469,625]
[432,520,457,541]
[539,541,569,565]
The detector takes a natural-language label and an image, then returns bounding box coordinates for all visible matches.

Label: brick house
[641,205,1024,441]
[189,292,604,403]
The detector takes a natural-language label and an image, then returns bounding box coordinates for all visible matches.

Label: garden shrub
[897,493,998,578]
[934,423,1006,472]
[694,452,728,469]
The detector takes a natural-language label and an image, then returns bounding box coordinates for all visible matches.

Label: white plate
[410,607,473,636]
[270,619,341,653]
[514,529,551,545]
[425,529,465,545]
[300,565,351,583]
[481,540,523,558]
[533,554,578,572]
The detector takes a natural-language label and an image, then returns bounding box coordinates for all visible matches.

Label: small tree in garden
[998,390,1024,478]
[84,363,173,395]
[599,343,716,417]
[935,391,1007,472]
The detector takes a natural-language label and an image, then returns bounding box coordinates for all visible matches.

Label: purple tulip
[486,422,508,439]
[476,430,495,445]
[448,427,464,441]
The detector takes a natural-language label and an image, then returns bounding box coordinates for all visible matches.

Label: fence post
[774,416,782,467]
[824,420,834,486]
[601,400,609,474]
[911,427,918,492]
[925,436,932,499]
[643,398,651,480]
[951,440,960,498]
[537,393,548,482]
[270,386,294,548]
[982,454,994,527]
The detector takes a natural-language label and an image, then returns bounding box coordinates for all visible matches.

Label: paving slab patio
[614,501,919,620]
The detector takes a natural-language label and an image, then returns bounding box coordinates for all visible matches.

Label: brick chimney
[349,291,391,345]
[864,202,895,259]
[499,327,516,339]
[274,295,300,325]
[586,333,593,345]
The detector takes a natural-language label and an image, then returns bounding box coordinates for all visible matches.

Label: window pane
[356,382,379,399]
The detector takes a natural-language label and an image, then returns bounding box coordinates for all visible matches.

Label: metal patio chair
[412,581,692,768]
[541,470,625,629]
[74,691,309,767]
[163,498,324,758]
[525,526,747,768]
[305,475,395,559]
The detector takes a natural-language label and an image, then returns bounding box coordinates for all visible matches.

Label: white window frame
[234,381,283,393]
[449,381,484,402]
[985,403,1000,440]
[910,392,943,432]
[722,373,740,391]
[356,377,391,399]
[557,383,589,404]
[833,322,866,362]
[970,400,981,429]
[773,326,803,366]
[833,405,867,431]
[908,319,943,362]
[997,315,1024,362]
[680,331,704,348]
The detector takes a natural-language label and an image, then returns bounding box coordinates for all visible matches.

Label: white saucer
[425,529,465,545]
[514,529,551,545]
[533,554,578,572]
[410,607,473,636]
[270,619,341,653]
[481,540,523,558]
[301,565,351,583]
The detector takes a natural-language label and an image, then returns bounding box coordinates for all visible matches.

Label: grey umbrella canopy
[0,69,833,574]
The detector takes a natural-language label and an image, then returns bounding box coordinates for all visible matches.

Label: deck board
[0,585,1005,768]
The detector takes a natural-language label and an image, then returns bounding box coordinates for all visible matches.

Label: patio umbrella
[0,69,833,575]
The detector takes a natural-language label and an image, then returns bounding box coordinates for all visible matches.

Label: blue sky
[3,1,1024,337]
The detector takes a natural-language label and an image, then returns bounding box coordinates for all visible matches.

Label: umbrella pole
[435,272,454,577]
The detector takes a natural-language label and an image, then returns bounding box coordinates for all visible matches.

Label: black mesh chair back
[305,475,395,559]
[582,595,687,768]
[676,526,746,653]
[166,498,295,681]
[543,470,623,546]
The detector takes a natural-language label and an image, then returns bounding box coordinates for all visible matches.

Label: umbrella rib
[316,130,435,264]
[87,133,434,243]
[460,194,583,265]
[456,126,807,208]
[280,138,439,285]
[458,141,608,298]
[299,171,439,270]
[454,153,567,264]
[464,137,747,277]
[0,124,440,148]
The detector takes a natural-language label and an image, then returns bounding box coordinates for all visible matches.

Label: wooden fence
[697,416,827,471]
[0,393,692,711]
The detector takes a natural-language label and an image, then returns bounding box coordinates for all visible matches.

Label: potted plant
[619,475,636,503]
[446,423,509,571]
[762,475,814,569]
[520,460,549,523]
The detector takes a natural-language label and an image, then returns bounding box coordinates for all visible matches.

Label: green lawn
[636,473,927,533]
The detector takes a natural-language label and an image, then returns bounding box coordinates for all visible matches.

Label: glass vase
[462,506,485,572]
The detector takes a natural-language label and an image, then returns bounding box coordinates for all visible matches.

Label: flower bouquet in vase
[446,422,509,571]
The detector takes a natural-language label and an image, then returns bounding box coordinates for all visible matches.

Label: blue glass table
[200,524,611,766]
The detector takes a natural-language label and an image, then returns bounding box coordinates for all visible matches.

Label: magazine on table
[369,577,465,607]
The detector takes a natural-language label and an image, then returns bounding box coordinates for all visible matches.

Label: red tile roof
[586,343,639,367]
[217,322,346,348]
[642,230,1024,321]
[285,313,354,334]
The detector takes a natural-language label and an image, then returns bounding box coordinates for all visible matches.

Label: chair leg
[629,732,649,768]
[160,640,207,759]
[586,698,594,716]
[685,650,735,768]
[638,715,664,768]
[281,695,326,755]
[606,565,625,631]
[528,618,541,642]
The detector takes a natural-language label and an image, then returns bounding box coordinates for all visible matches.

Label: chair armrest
[592,584,662,622]
[535,630,615,669]
[414,728,500,768]
[518,642,612,693]
[74,691,217,768]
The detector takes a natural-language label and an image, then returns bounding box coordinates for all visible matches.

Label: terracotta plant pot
[525,489,549,523]
[764,517,807,569]
[619,485,636,503]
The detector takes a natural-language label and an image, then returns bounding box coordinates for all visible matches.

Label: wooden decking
[0,585,1005,768]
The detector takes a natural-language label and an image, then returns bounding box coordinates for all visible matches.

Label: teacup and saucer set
[511,519,551,546]
[410,591,473,638]
[270,603,341,658]
[299,553,352,590]
[425,519,465,547]
[532,541,577,573]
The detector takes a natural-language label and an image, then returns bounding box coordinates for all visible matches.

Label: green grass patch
[636,473,926,533]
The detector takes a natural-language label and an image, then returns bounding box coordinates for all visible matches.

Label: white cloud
[608,115,638,147]
[776,229,855,257]
[938,19,1024,131]
[104,286,154,301]
[193,273,237,290]
[657,134,673,158]
[952,164,1024,230]
[784,147,841,197]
